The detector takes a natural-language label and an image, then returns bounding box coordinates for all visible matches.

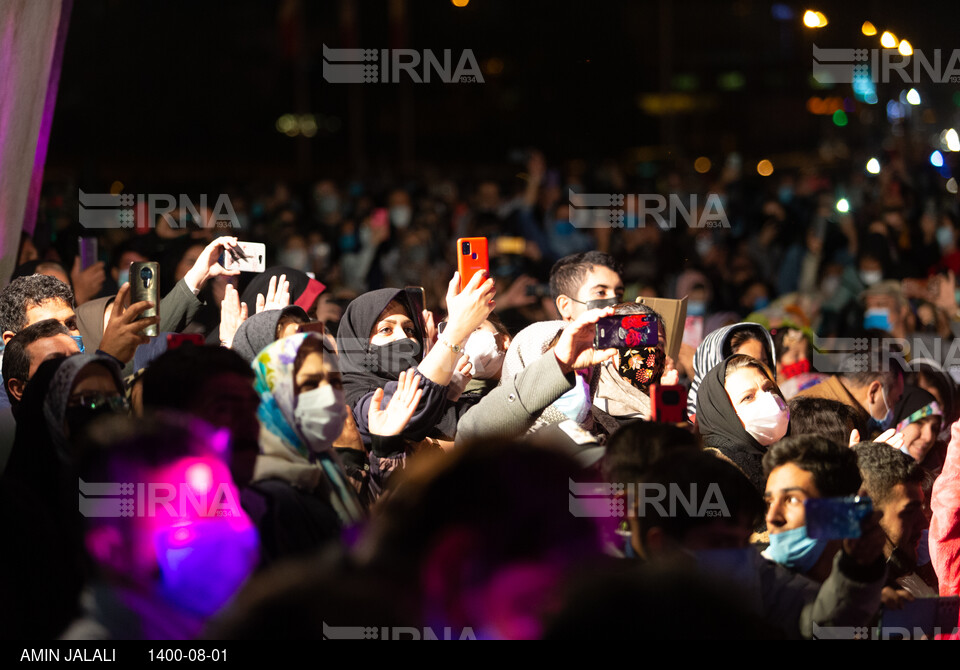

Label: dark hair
[838,352,903,391]
[0,275,75,335]
[2,319,71,405]
[549,251,621,301]
[762,435,862,498]
[771,327,811,365]
[728,329,772,367]
[110,237,153,270]
[854,441,926,506]
[723,353,778,388]
[603,421,701,484]
[634,450,764,544]
[787,397,865,449]
[140,345,254,412]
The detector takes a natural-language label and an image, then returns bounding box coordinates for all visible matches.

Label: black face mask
[366,339,422,379]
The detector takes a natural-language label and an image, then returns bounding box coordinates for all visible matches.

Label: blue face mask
[764,525,829,572]
[937,226,954,250]
[753,296,770,311]
[867,385,895,433]
[863,307,891,332]
[552,372,591,425]
[687,300,706,317]
[71,335,85,354]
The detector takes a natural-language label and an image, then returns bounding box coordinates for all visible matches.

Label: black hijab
[0,354,121,638]
[336,288,426,407]
[240,266,325,317]
[232,305,308,363]
[696,355,782,492]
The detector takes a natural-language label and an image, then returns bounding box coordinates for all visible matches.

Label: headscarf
[335,288,426,407]
[696,355,784,492]
[42,354,124,456]
[687,323,776,421]
[894,385,942,434]
[232,306,308,363]
[240,267,325,317]
[251,334,362,524]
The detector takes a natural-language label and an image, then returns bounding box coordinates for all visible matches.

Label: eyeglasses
[67,391,129,412]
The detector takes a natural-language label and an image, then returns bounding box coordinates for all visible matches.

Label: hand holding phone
[457,237,489,292]
[595,315,658,349]
[130,262,160,337]
[805,496,873,539]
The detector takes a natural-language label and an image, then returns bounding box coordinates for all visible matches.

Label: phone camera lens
[461,241,470,255]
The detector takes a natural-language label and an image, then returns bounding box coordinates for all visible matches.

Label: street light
[880,31,897,48]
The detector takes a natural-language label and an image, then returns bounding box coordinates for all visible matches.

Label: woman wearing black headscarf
[230,305,309,363]
[0,354,127,638]
[336,271,495,448]
[696,354,791,492]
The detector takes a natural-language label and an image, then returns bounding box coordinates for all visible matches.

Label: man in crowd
[796,355,904,438]
[855,442,932,598]
[2,319,79,407]
[762,435,864,582]
[550,251,624,322]
[627,450,887,639]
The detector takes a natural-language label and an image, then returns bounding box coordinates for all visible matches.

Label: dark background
[45,0,960,188]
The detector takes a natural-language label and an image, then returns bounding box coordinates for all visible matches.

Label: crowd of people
[2,134,960,640]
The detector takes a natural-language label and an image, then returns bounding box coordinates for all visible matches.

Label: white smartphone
[223,241,266,273]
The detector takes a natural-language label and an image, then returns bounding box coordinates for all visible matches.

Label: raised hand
[99,283,159,363]
[553,307,618,374]
[183,236,242,291]
[219,282,248,348]
[255,274,290,313]
[442,270,496,345]
[71,256,106,305]
[368,369,424,437]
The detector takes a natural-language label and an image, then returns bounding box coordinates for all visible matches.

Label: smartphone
[457,237,489,292]
[494,236,526,256]
[130,262,159,337]
[166,333,204,349]
[79,237,98,270]
[595,315,658,349]
[805,496,873,539]
[222,241,266,273]
[650,384,687,423]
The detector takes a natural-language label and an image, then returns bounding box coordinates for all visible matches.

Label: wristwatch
[436,335,463,354]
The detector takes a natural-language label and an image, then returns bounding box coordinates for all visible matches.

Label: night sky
[45,0,960,189]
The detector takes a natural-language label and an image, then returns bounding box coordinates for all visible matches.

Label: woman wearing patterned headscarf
[245,333,363,565]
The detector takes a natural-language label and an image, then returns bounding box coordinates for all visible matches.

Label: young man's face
[557,265,624,322]
[878,482,925,564]
[3,299,80,344]
[764,463,820,535]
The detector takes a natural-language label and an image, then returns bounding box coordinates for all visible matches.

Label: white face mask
[463,330,504,380]
[294,385,347,452]
[737,391,790,446]
[859,269,883,286]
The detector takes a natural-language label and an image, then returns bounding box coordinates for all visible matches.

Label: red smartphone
[457,237,489,292]
[650,383,687,423]
[166,333,204,349]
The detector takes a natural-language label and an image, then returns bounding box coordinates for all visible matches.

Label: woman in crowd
[244,333,364,565]
[1,354,127,638]
[687,323,776,424]
[696,353,790,492]
[336,271,495,448]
